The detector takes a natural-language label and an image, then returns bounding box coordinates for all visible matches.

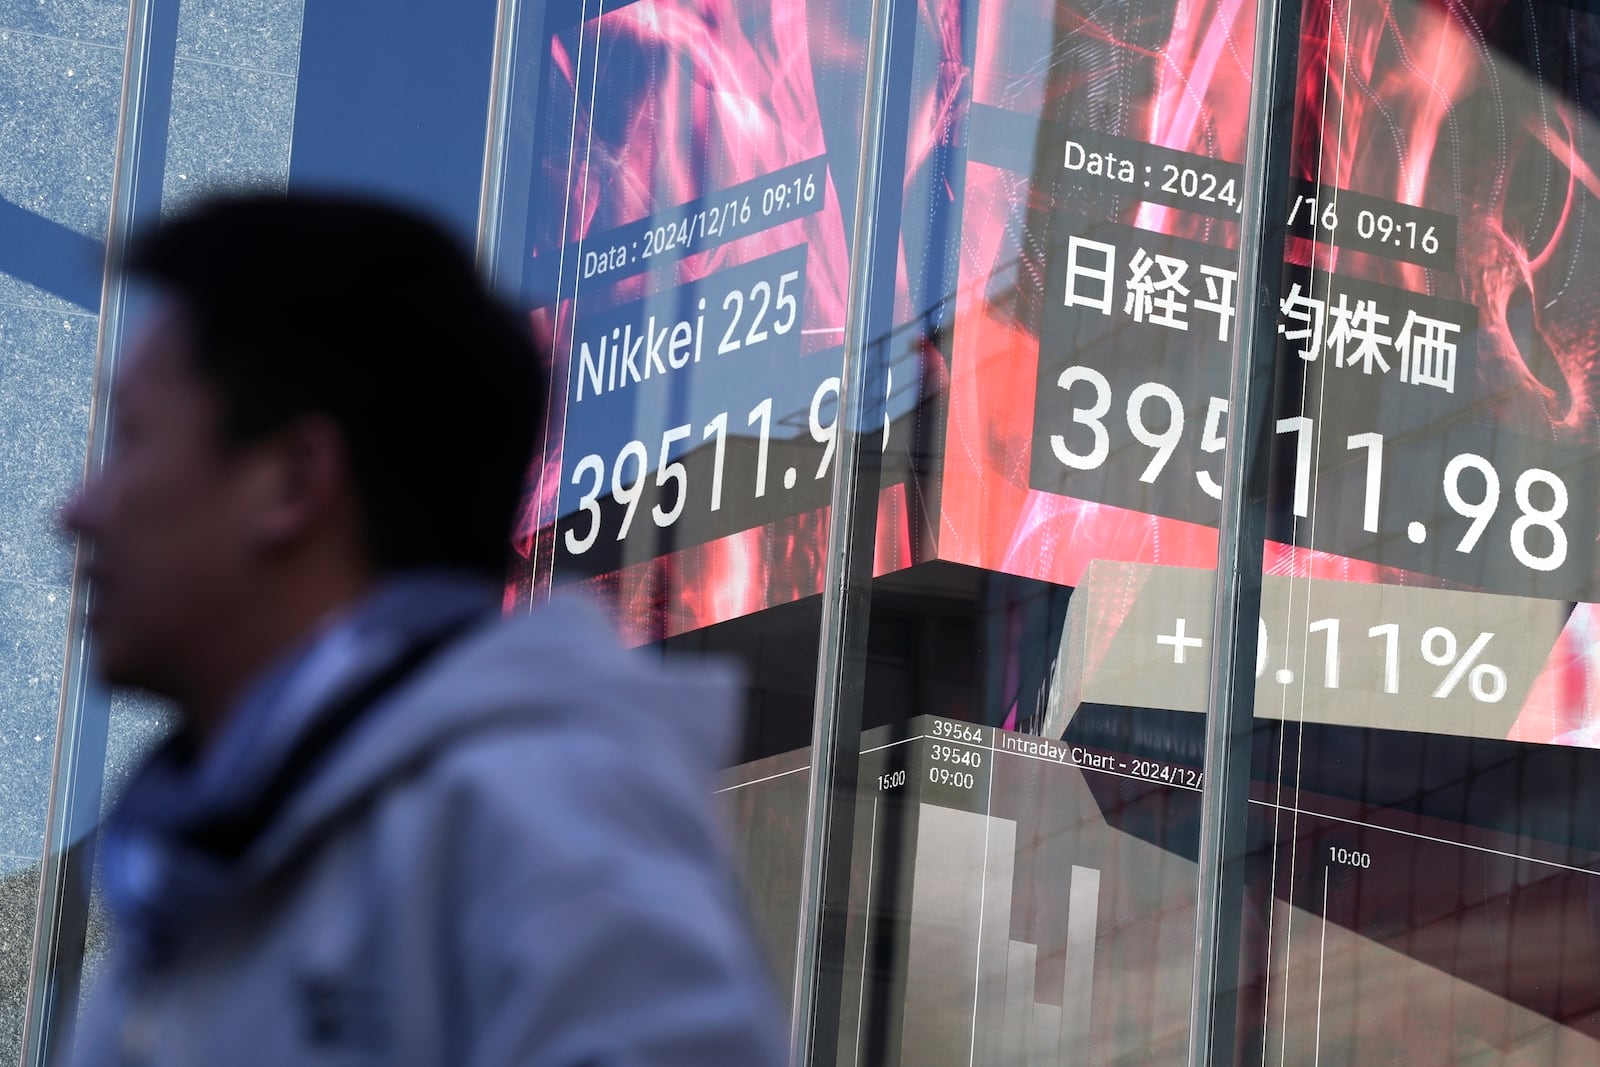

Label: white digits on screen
[650,424,691,528]
[564,454,605,555]
[703,413,728,512]
[811,376,840,479]
[748,398,772,498]
[611,440,650,539]
[1511,468,1567,572]
[1126,382,1184,483]
[718,289,744,355]
[1275,416,1312,518]
[1346,432,1383,533]
[1256,617,1268,678]
[745,281,771,346]
[773,270,800,334]
[1196,397,1227,499]
[1368,623,1399,693]
[1443,453,1498,554]
[1050,366,1111,470]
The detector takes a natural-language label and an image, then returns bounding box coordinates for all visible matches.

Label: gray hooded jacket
[67,594,789,1067]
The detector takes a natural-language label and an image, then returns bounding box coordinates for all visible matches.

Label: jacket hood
[246,595,744,878]
[101,588,745,967]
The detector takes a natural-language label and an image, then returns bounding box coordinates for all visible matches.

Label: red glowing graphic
[1291,0,1600,443]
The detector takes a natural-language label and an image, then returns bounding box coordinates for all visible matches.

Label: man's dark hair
[125,193,544,580]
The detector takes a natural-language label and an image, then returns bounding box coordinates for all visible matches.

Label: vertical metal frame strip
[21,0,179,1061]
[475,0,524,282]
[788,0,898,1060]
[1186,0,1303,1063]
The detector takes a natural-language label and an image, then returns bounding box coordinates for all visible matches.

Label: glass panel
[832,0,1259,1062]
[1243,1,1600,1062]
[25,1,311,1060]
[498,0,881,1006]
[667,601,823,1004]
[0,0,133,1057]
[39,3,504,1062]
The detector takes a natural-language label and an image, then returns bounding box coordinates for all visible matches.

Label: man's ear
[247,415,355,555]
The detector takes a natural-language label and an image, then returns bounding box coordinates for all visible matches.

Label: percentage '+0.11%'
[1155,618,1509,704]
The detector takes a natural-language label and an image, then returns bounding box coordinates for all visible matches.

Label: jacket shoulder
[353,649,787,1066]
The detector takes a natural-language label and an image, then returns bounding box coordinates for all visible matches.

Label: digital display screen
[946,0,1598,586]
[507,0,936,644]
[931,0,1600,743]
[509,0,1600,695]
[871,0,1600,1058]
[688,0,1600,1059]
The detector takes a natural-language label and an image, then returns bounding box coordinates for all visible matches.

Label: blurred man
[60,194,786,1066]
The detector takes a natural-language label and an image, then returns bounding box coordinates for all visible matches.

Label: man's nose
[59,482,97,539]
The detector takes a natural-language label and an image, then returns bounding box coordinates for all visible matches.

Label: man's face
[62,302,264,700]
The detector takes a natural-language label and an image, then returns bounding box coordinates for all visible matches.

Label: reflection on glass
[670,595,825,999]
[506,0,894,643]
[511,0,1600,1060]
[939,0,1253,585]
[1249,0,1600,1062]
[818,567,1204,1065]
[827,0,1259,1056]
[501,0,922,1042]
